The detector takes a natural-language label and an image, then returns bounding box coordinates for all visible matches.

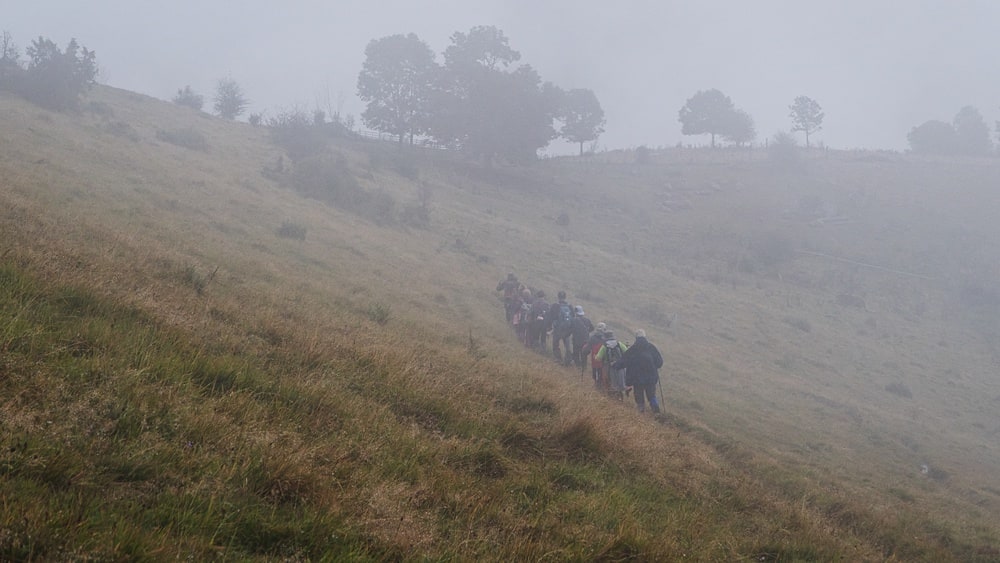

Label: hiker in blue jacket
[614,329,663,414]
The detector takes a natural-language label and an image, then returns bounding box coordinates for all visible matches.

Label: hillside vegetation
[2,86,999,561]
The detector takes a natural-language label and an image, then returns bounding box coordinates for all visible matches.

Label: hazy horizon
[7,1,999,154]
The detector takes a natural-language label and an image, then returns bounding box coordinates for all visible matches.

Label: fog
[7,1,1000,154]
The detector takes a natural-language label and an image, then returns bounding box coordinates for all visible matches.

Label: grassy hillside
[2,85,999,561]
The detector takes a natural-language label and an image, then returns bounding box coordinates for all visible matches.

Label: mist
[7,1,999,153]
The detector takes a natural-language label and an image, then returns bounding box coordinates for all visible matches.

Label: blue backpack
[554,302,573,332]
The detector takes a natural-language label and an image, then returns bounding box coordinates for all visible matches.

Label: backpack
[603,338,624,365]
[554,302,573,331]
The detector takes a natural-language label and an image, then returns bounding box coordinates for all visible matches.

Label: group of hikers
[496,273,664,414]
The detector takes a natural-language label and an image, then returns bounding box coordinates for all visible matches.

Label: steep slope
[1,85,998,560]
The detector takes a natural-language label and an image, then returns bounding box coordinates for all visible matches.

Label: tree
[430,26,559,162]
[560,88,605,155]
[789,95,824,148]
[0,31,20,88]
[907,120,957,154]
[952,105,992,156]
[678,89,736,148]
[16,36,97,110]
[213,77,248,120]
[722,109,756,146]
[356,33,437,144]
[443,25,520,72]
[173,85,204,111]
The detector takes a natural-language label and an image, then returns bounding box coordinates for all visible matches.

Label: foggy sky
[7,1,999,154]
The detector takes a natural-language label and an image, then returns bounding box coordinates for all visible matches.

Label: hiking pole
[657,378,665,412]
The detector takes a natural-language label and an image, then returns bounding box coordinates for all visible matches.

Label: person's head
[604,330,614,339]
[574,305,585,316]
[535,289,545,298]
[522,288,531,298]
[634,329,646,339]
[558,290,567,301]
[596,322,606,333]
[507,272,516,281]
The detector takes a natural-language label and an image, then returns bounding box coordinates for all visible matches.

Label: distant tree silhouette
[9,36,98,111]
[952,105,992,155]
[678,89,737,148]
[907,120,957,154]
[722,108,756,147]
[357,33,437,144]
[430,25,559,162]
[0,31,19,88]
[173,85,204,111]
[789,95,824,148]
[213,77,248,120]
[559,88,605,155]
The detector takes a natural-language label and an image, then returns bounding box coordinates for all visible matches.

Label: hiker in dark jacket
[570,305,594,371]
[527,290,549,351]
[496,273,522,323]
[546,290,573,365]
[614,329,663,413]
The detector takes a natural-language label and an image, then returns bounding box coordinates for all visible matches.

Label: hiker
[614,329,663,414]
[596,330,629,399]
[496,273,522,323]
[547,291,574,365]
[527,290,549,351]
[512,288,533,345]
[585,322,608,385]
[570,305,594,371]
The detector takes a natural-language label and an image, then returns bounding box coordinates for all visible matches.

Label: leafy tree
[722,109,756,146]
[431,26,558,162]
[0,31,20,88]
[907,120,956,154]
[443,25,520,72]
[213,77,248,120]
[560,88,605,155]
[678,89,736,148]
[789,95,824,148]
[16,36,97,110]
[952,105,992,155]
[356,33,438,144]
[172,85,204,111]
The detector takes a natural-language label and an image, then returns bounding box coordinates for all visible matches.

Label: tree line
[5,28,999,159]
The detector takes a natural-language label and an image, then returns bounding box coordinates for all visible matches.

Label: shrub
[276,220,307,241]
[885,382,913,398]
[634,145,650,164]
[366,302,391,325]
[172,85,204,111]
[289,154,362,205]
[12,36,97,111]
[213,77,248,120]
[156,128,208,151]
[769,131,800,167]
[267,109,327,161]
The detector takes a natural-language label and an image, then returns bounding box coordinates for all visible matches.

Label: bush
[769,131,800,167]
[267,109,327,161]
[9,36,97,111]
[276,220,307,241]
[156,128,209,151]
[172,85,204,111]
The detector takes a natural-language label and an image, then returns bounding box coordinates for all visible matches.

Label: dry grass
[1,86,999,560]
